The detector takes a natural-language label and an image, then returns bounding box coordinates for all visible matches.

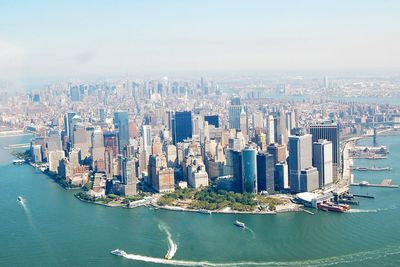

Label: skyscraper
[114,111,130,153]
[142,125,152,157]
[275,161,289,191]
[312,139,333,188]
[172,111,192,144]
[288,134,313,193]
[266,114,275,144]
[257,152,275,194]
[309,123,340,181]
[204,115,219,128]
[242,146,257,193]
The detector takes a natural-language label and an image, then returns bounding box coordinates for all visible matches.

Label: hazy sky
[1,0,400,81]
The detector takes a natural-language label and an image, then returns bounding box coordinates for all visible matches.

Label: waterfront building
[242,146,257,193]
[312,139,333,188]
[299,167,319,192]
[256,152,275,194]
[148,154,174,193]
[48,150,65,173]
[309,123,340,181]
[274,161,289,191]
[288,134,313,193]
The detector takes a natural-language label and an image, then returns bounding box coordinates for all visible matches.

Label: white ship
[198,209,212,215]
[234,220,245,228]
[18,196,23,202]
[110,249,127,257]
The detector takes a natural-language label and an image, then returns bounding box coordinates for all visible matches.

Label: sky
[0,0,400,82]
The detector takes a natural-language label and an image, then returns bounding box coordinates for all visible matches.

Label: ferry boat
[110,249,127,257]
[198,209,212,215]
[317,203,346,213]
[13,159,25,165]
[234,220,245,228]
[17,196,23,202]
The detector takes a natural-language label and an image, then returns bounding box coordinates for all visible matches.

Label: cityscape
[1,1,400,267]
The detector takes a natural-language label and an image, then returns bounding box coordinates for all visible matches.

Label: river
[0,134,399,266]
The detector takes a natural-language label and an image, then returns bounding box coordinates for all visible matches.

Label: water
[1,135,400,266]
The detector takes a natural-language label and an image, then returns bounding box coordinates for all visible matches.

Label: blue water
[1,135,400,266]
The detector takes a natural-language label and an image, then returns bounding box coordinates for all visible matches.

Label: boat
[317,203,346,213]
[198,209,212,215]
[110,249,127,257]
[13,159,25,165]
[234,220,245,228]
[17,196,23,202]
[165,253,173,260]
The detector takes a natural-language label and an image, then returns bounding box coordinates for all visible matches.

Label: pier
[351,179,399,188]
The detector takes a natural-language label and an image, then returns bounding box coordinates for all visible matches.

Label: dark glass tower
[172,111,192,144]
[114,111,130,153]
[204,115,219,128]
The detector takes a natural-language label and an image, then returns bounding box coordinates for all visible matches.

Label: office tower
[114,111,130,153]
[73,125,91,158]
[239,108,248,135]
[257,152,275,194]
[172,111,192,144]
[151,136,163,156]
[204,115,219,128]
[148,154,175,193]
[288,134,313,193]
[69,148,81,168]
[70,86,81,101]
[228,149,242,192]
[103,131,119,157]
[309,123,340,181]
[192,114,203,136]
[47,131,62,152]
[142,125,152,156]
[266,115,275,144]
[166,144,177,167]
[252,111,264,130]
[48,150,65,173]
[64,111,77,141]
[242,146,257,193]
[229,104,246,130]
[285,111,296,132]
[324,76,329,89]
[187,160,209,188]
[267,143,287,165]
[274,111,287,145]
[122,157,137,196]
[299,167,319,192]
[275,161,289,191]
[313,139,333,188]
[98,107,105,123]
[91,129,105,168]
[231,96,241,105]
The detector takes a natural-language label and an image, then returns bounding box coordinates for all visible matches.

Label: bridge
[4,143,31,149]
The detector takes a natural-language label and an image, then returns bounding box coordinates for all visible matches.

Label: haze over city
[1,0,400,82]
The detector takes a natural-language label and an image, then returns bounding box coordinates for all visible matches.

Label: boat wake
[347,209,378,213]
[111,245,400,266]
[159,222,178,260]
[244,225,256,239]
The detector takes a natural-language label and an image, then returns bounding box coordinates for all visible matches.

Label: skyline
[1,0,400,82]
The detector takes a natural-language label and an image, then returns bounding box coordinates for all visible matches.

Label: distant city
[1,75,399,213]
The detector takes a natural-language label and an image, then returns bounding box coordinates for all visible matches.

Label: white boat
[13,159,25,165]
[110,249,127,257]
[198,209,212,215]
[18,196,23,202]
[234,220,245,228]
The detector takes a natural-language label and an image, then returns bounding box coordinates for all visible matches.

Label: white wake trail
[159,222,178,260]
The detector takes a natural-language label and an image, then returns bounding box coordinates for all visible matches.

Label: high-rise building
[229,105,246,131]
[122,157,137,196]
[204,115,219,128]
[70,86,81,102]
[266,115,275,144]
[267,143,287,165]
[91,129,105,168]
[148,154,175,193]
[256,152,275,194]
[242,146,257,193]
[312,139,333,188]
[274,161,289,191]
[114,111,130,153]
[288,134,313,193]
[48,150,65,173]
[299,167,319,192]
[309,123,340,181]
[172,111,192,144]
[64,111,76,141]
[142,125,152,157]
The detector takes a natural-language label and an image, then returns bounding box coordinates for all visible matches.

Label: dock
[351,179,399,188]
[353,194,375,199]
[301,209,315,215]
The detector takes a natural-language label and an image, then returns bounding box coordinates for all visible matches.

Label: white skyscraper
[142,125,152,157]
[267,115,275,144]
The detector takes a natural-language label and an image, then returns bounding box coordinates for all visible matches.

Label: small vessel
[198,209,212,215]
[17,196,23,202]
[165,253,173,260]
[13,159,25,165]
[234,220,245,228]
[110,249,127,257]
